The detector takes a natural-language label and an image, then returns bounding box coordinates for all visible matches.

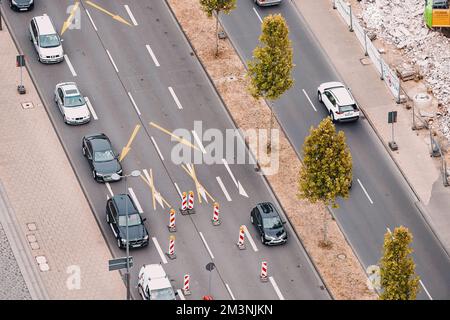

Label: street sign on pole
[16,54,26,94]
[205,262,215,299]
[388,111,398,151]
[108,256,133,271]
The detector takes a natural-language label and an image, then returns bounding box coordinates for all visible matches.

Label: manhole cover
[360,57,372,66]
[21,102,34,109]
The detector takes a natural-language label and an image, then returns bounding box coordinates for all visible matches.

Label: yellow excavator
[424,0,450,28]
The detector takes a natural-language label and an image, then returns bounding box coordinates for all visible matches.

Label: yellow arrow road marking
[149,122,199,151]
[119,124,141,162]
[86,0,132,26]
[61,2,80,35]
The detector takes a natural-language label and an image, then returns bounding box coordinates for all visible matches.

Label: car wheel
[63,115,68,124]
[82,146,86,157]
[318,91,322,102]
[250,215,254,224]
[260,234,265,245]
[117,238,122,249]
[106,214,110,223]
[92,170,97,180]
[330,111,336,123]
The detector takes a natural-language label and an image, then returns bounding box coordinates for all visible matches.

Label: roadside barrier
[180,191,188,215]
[183,274,191,295]
[187,190,195,213]
[260,261,268,282]
[236,225,246,250]
[212,202,220,226]
[166,235,176,260]
[168,208,176,232]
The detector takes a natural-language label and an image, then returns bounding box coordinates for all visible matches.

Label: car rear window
[339,104,357,113]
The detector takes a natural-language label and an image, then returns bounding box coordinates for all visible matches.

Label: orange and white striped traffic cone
[260,261,268,282]
[187,190,195,214]
[180,192,188,215]
[212,202,221,226]
[166,235,176,260]
[183,274,191,295]
[236,225,246,250]
[168,208,176,232]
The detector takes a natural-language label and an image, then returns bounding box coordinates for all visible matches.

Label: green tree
[247,14,294,152]
[298,117,352,246]
[199,0,236,56]
[379,226,420,300]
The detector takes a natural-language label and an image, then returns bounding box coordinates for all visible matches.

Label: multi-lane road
[2,0,330,300]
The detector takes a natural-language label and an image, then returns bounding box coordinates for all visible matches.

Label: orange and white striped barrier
[183,274,191,295]
[212,202,220,226]
[166,235,176,260]
[180,191,188,215]
[187,190,195,213]
[168,208,176,232]
[260,261,268,282]
[236,225,246,250]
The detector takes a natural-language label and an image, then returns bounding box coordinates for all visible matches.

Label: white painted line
[124,5,138,26]
[357,178,374,204]
[419,280,433,300]
[222,159,238,188]
[127,92,141,116]
[84,97,98,120]
[253,7,263,23]
[105,182,114,197]
[152,237,168,264]
[302,89,317,112]
[168,87,183,110]
[151,136,164,161]
[269,276,285,300]
[174,182,182,199]
[128,187,143,214]
[225,283,236,300]
[177,289,186,300]
[243,225,258,252]
[146,45,160,67]
[216,177,232,202]
[106,49,119,73]
[64,54,77,77]
[199,232,214,260]
[192,130,206,154]
[85,9,98,31]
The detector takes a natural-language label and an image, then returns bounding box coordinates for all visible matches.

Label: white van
[29,15,64,64]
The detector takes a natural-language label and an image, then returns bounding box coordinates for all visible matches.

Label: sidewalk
[0,22,125,299]
[293,0,450,253]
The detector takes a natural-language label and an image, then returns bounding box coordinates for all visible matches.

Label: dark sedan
[9,0,34,11]
[82,133,122,182]
[250,202,288,245]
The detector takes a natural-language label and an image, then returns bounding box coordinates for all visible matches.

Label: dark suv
[106,194,149,249]
[250,202,287,245]
[9,0,34,11]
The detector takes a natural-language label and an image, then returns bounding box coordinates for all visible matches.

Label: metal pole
[125,175,130,300]
[349,4,354,32]
[364,32,368,56]
[208,270,212,297]
[396,81,401,104]
[392,121,394,143]
[0,1,3,31]
[333,0,337,9]
[380,59,384,80]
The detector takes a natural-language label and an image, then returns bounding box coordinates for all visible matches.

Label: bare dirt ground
[167,0,376,299]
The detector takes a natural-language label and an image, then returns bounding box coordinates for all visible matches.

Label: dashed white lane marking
[216,177,232,202]
[127,92,141,116]
[357,178,374,204]
[419,280,433,300]
[253,7,263,23]
[225,283,236,300]
[105,182,114,197]
[64,54,77,77]
[124,5,138,26]
[177,289,186,300]
[243,225,258,252]
[302,89,317,112]
[106,49,119,73]
[146,45,160,67]
[168,87,183,110]
[199,232,214,260]
[269,276,285,300]
[151,136,164,161]
[85,9,98,31]
[128,187,143,214]
[174,182,182,199]
[152,237,168,264]
[192,130,206,154]
[84,97,98,120]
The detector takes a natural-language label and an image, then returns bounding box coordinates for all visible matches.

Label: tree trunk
[323,209,328,244]
[215,12,219,56]
[267,101,274,153]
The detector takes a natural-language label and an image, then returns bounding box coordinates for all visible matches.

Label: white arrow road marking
[269,276,285,300]
[124,5,138,26]
[152,237,168,264]
[357,178,374,204]
[146,45,160,67]
[419,280,433,300]
[168,87,183,110]
[216,177,232,202]
[253,7,263,23]
[225,284,236,300]
[222,159,248,197]
[243,225,258,252]
[64,54,77,77]
[192,130,206,154]
[85,9,98,31]
[199,232,214,260]
[177,289,185,300]
[128,187,143,214]
[84,97,98,120]
[302,89,317,112]
[105,182,114,197]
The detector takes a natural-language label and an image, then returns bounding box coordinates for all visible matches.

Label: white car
[254,0,282,6]
[317,82,360,123]
[54,82,91,125]
[137,264,176,300]
[29,15,64,64]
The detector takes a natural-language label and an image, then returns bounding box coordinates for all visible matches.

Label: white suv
[317,82,360,123]
[54,82,91,125]
[29,15,64,63]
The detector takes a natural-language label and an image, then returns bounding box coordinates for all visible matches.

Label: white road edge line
[357,178,374,204]
[419,280,433,300]
[269,276,285,300]
[124,5,138,26]
[302,89,317,112]
[199,232,214,260]
[168,86,183,110]
[174,182,182,199]
[216,177,232,202]
[192,130,207,154]
[64,54,77,77]
[84,97,98,120]
[85,9,98,31]
[243,225,258,252]
[152,237,168,264]
[146,45,160,67]
[225,283,236,300]
[177,289,186,300]
[106,49,119,73]
[127,92,141,116]
[128,187,143,214]
[253,7,263,23]
[105,182,114,197]
[151,136,164,161]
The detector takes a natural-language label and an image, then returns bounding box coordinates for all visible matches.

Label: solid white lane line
[64,54,77,77]
[84,97,98,120]
[174,182,182,199]
[151,136,164,161]
[243,225,258,252]
[199,232,214,260]
[302,89,317,112]
[127,92,141,115]
[253,7,263,23]
[168,87,183,110]
[225,284,236,300]
[419,280,433,300]
[106,49,119,73]
[192,130,206,154]
[269,276,285,300]
[128,187,143,213]
[152,237,168,264]
[357,178,374,204]
[105,182,114,197]
[222,158,238,188]
[177,289,186,300]
[85,9,98,31]
[146,45,160,67]
[124,5,138,26]
[216,177,232,202]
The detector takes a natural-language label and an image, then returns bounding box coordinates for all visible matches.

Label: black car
[82,133,122,182]
[106,194,149,249]
[9,0,34,11]
[250,202,288,245]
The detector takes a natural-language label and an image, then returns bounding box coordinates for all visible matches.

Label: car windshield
[339,104,356,113]
[150,287,176,300]
[118,213,141,227]
[64,95,85,108]
[39,34,60,48]
[94,150,115,162]
[262,216,283,229]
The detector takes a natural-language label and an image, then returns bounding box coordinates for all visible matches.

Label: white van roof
[34,15,57,35]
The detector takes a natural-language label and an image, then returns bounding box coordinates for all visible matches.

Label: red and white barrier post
[168,208,176,232]
[187,190,195,214]
[180,191,188,215]
[183,274,191,295]
[166,235,176,260]
[236,225,246,250]
[260,261,268,282]
[212,202,220,226]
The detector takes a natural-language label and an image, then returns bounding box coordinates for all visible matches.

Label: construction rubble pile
[356,0,450,140]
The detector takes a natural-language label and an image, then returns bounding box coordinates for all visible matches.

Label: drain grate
[21,102,34,109]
